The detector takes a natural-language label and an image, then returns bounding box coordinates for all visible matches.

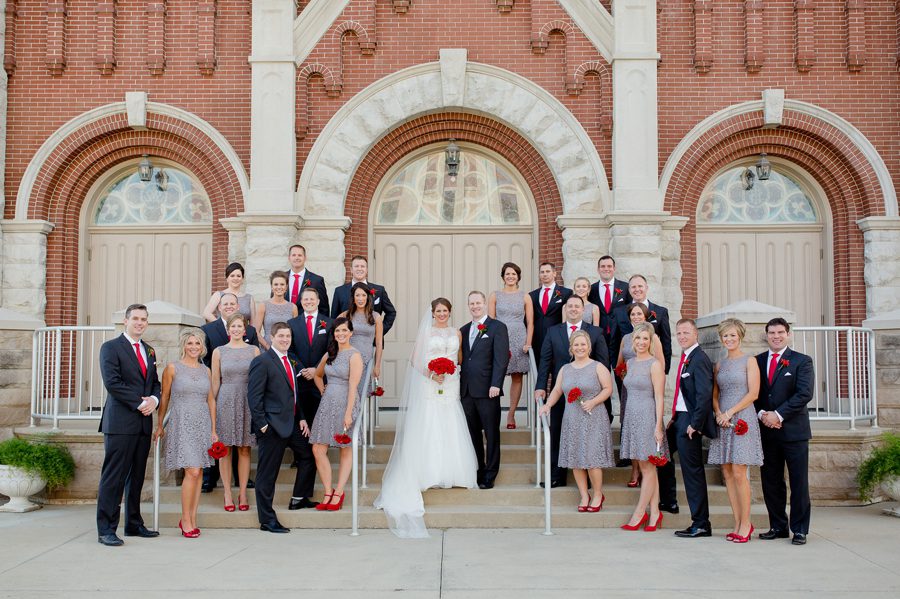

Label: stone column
[857,217,900,317]
[660,217,689,322]
[219,217,247,266]
[240,214,300,300]
[556,216,610,286]
[862,310,900,428]
[0,308,43,436]
[297,216,351,292]
[0,220,54,319]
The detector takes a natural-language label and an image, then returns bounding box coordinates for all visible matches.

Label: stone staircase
[146,427,767,530]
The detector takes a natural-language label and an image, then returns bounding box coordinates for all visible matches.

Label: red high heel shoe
[586,494,605,513]
[577,501,589,513]
[733,524,754,543]
[224,498,236,513]
[620,513,649,531]
[726,532,738,541]
[179,520,199,538]
[626,473,642,488]
[326,492,345,511]
[315,492,333,511]
[239,503,250,511]
[644,513,663,531]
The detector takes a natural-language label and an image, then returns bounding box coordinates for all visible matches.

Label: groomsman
[287,244,330,317]
[755,318,814,546]
[96,304,161,546]
[529,262,572,372]
[657,319,717,536]
[286,287,332,509]
[460,291,510,490]
[534,295,610,487]
[199,293,259,493]
[611,275,672,373]
[331,255,397,336]
[587,255,632,342]
[247,323,312,533]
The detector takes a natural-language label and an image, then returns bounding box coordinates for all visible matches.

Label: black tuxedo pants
[658,412,710,529]
[96,432,151,535]
[254,423,314,525]
[761,438,811,534]
[461,394,501,484]
[293,391,321,498]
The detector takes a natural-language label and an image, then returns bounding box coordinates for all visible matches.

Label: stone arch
[296,57,611,218]
[662,105,890,325]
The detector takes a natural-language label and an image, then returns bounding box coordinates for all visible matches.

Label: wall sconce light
[755,152,771,181]
[137,154,153,182]
[445,139,460,180]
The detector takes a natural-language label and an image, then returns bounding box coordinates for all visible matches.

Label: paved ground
[1,504,898,598]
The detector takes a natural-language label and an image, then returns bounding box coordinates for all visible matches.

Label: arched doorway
[81,160,214,325]
[696,161,831,326]
[371,144,537,407]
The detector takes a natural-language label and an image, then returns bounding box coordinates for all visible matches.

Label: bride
[374,297,478,537]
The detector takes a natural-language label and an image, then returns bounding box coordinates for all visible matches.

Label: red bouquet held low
[566,387,583,404]
[334,429,352,445]
[733,418,749,436]
[614,363,627,378]
[648,444,668,467]
[428,357,456,395]
[207,441,228,460]
[371,386,385,397]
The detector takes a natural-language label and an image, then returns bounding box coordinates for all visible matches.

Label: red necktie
[541,287,550,314]
[306,315,314,344]
[570,325,577,337]
[603,283,612,313]
[282,355,295,391]
[768,353,780,384]
[291,274,300,304]
[134,343,147,378]
[671,353,687,418]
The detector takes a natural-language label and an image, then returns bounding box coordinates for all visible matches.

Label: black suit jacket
[200,319,259,368]
[288,270,329,316]
[611,301,672,373]
[459,317,510,398]
[529,285,573,365]
[98,335,162,435]
[331,282,396,336]
[675,347,717,438]
[754,348,814,442]
[247,349,305,439]
[288,313,332,401]
[535,323,610,392]
[587,278,632,335]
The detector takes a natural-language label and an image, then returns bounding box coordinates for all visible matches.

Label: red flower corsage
[566,387,583,404]
[614,288,624,296]
[614,363,627,378]
[554,290,562,298]
[733,419,749,436]
[649,310,657,320]
[334,429,352,445]
[147,347,156,358]
[207,441,228,459]
[371,386,385,397]
[477,323,487,335]
[319,319,327,329]
[304,279,311,287]
[780,359,790,367]
[369,288,376,296]
[648,445,668,467]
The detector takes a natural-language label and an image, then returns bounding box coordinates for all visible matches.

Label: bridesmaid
[210,313,260,512]
[615,302,666,487]
[488,262,534,429]
[572,277,601,326]
[254,270,299,350]
[340,282,383,382]
[708,318,764,543]
[619,322,668,532]
[202,262,256,323]
[539,331,614,512]
[154,330,217,538]
[310,317,364,511]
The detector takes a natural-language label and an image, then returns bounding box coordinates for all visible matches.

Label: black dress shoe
[759,528,790,540]
[247,479,255,489]
[674,526,712,538]
[98,533,124,546]
[478,481,494,489]
[658,502,680,514]
[539,480,566,489]
[792,533,807,545]
[616,458,632,468]
[200,485,215,494]
[260,522,290,533]
[288,497,319,510]
[124,525,160,538]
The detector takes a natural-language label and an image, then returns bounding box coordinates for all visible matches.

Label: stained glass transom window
[697,167,817,225]
[375,150,532,226]
[93,168,213,226]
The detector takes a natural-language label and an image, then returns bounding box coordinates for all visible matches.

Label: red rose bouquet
[207,441,228,460]
[334,429,352,445]
[733,418,749,436]
[614,363,627,378]
[371,385,385,397]
[566,387,583,404]
[428,357,456,395]
[647,444,668,467]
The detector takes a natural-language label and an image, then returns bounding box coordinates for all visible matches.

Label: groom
[460,291,510,490]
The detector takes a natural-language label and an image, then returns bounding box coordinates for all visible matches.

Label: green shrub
[857,432,900,502]
[0,437,76,491]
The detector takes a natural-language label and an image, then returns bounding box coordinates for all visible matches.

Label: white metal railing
[31,326,117,429]
[528,349,553,535]
[350,359,375,536]
[793,326,877,430]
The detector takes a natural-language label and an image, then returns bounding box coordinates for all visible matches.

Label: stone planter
[0,464,46,512]
[882,476,900,517]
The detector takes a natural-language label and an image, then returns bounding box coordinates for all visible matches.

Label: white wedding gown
[374,325,478,538]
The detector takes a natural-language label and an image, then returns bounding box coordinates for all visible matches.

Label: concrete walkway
[1,504,898,598]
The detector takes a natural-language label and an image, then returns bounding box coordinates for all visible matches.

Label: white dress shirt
[123,332,159,410]
[758,348,789,423]
[674,343,699,413]
[565,320,582,338]
[469,315,488,349]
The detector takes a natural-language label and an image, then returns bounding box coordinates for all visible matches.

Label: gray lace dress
[557,361,614,469]
[349,312,376,365]
[215,344,256,447]
[164,361,214,470]
[708,355,764,466]
[495,290,528,374]
[619,357,670,461]
[262,301,295,344]
[581,300,598,326]
[309,348,362,447]
[618,333,636,425]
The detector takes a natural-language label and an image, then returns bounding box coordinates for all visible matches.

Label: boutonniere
[682,359,690,369]
[319,319,327,329]
[289,357,299,369]
[147,347,156,359]
[780,358,790,367]
[614,288,624,296]
[369,288,376,296]
[477,323,487,336]
[304,279,311,287]
[554,290,562,299]
[649,310,657,320]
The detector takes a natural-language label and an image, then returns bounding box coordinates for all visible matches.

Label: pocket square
[784,372,792,377]
[555,299,562,304]
[317,329,326,335]
[681,372,691,378]
[374,297,381,304]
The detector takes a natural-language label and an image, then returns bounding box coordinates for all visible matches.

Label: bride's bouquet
[427,357,456,395]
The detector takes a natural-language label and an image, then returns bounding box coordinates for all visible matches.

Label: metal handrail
[528,348,553,535]
[152,412,171,532]
[350,358,375,536]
